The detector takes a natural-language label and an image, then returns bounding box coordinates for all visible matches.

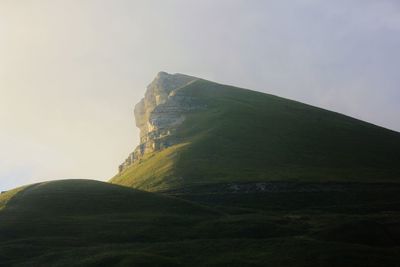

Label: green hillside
[0,179,217,247]
[1,179,400,266]
[111,79,400,191]
[0,179,214,215]
[0,179,221,266]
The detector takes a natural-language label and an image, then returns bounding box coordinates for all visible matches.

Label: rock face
[119,72,202,173]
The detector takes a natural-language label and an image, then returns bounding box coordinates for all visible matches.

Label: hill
[1,179,400,266]
[0,179,221,266]
[111,72,400,191]
[0,179,214,215]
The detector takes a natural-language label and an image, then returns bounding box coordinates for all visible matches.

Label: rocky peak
[119,72,202,173]
[134,72,198,139]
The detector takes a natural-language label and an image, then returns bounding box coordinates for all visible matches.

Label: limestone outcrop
[119,72,203,172]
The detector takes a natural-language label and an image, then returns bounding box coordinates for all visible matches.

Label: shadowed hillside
[1,179,400,266]
[0,179,214,215]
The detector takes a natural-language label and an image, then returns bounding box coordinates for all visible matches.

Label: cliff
[119,72,202,172]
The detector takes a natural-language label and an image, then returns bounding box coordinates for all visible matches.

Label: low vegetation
[1,179,400,266]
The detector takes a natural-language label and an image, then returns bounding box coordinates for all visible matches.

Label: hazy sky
[1,0,399,190]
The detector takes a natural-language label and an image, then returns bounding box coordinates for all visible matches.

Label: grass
[111,79,400,191]
[0,185,28,211]
[111,144,189,191]
[1,179,400,266]
[0,179,215,216]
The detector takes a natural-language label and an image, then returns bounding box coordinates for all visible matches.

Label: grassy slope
[0,179,219,266]
[0,179,214,215]
[1,179,400,266]
[0,179,218,247]
[112,79,400,191]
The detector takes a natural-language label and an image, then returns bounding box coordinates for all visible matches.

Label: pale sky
[1,0,399,190]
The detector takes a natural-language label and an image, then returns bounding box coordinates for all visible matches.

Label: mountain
[1,73,400,266]
[111,72,400,191]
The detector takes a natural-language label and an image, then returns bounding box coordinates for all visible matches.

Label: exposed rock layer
[119,72,201,172]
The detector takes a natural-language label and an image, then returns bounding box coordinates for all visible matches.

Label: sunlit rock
[119,72,202,172]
